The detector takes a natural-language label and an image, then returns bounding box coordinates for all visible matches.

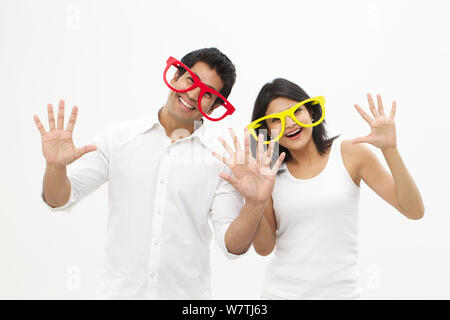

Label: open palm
[212,128,285,203]
[352,93,397,150]
[33,99,97,168]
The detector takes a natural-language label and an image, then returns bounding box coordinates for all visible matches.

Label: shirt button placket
[148,141,171,298]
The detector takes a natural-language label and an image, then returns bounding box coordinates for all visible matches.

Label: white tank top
[263,137,361,299]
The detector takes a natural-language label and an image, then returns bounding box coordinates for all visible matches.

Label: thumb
[218,172,238,188]
[351,136,370,145]
[73,144,97,161]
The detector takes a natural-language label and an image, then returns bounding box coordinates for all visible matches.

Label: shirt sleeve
[41,125,113,212]
[210,164,246,260]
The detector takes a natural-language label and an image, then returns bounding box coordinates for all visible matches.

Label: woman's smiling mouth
[285,128,302,139]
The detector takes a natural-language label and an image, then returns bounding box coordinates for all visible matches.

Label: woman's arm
[351,93,425,219]
[212,128,285,255]
[346,142,424,219]
[253,197,277,256]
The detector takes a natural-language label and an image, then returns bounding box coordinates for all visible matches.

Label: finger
[66,106,78,133]
[271,152,286,175]
[390,101,397,120]
[218,171,238,187]
[212,151,228,166]
[367,93,380,118]
[264,139,275,167]
[57,99,65,129]
[244,127,251,164]
[270,128,281,141]
[354,104,372,125]
[218,136,235,158]
[33,115,46,136]
[47,104,55,130]
[351,135,371,145]
[268,138,275,159]
[228,127,242,153]
[376,94,385,117]
[73,144,97,161]
[257,133,264,166]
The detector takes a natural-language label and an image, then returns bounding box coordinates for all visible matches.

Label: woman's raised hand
[212,128,285,204]
[352,93,397,150]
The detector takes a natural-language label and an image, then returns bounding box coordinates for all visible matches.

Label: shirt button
[150,272,156,279]
[153,239,159,246]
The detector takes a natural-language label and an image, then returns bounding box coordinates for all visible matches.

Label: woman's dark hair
[179,47,236,101]
[251,78,339,171]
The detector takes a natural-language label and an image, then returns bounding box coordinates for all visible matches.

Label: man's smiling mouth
[178,96,195,111]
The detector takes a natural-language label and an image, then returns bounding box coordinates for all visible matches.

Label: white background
[1,0,449,299]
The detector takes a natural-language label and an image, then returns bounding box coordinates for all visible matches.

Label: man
[33,48,272,299]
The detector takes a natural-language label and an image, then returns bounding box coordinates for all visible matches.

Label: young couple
[34,47,424,300]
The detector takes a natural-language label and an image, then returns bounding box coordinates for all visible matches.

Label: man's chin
[167,103,202,124]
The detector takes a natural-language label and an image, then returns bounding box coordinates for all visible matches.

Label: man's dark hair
[180,48,236,100]
[251,78,339,170]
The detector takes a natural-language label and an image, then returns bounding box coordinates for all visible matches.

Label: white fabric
[41,107,245,299]
[263,137,361,299]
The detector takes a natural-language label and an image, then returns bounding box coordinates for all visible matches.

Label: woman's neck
[287,138,322,166]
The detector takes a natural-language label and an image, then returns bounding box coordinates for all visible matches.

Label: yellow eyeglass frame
[246,96,326,144]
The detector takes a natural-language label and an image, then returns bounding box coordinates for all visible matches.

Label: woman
[213,78,424,299]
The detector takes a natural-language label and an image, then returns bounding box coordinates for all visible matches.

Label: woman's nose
[285,116,296,127]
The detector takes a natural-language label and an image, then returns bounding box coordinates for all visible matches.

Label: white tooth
[180,97,189,108]
[287,129,301,137]
[179,97,194,110]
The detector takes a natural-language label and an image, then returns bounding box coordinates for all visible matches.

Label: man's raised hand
[33,99,97,168]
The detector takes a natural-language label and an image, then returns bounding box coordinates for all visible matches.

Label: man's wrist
[45,162,67,173]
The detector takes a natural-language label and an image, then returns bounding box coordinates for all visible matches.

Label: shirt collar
[139,107,163,134]
[139,107,213,149]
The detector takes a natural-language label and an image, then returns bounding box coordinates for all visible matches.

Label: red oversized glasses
[163,56,235,121]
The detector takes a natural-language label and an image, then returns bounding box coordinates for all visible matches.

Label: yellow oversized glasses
[246,96,326,144]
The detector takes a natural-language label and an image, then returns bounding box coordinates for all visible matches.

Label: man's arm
[34,99,107,211]
[43,165,71,208]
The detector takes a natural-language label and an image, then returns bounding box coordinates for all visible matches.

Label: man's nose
[187,87,201,101]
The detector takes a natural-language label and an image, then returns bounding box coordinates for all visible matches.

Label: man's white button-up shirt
[41,108,244,299]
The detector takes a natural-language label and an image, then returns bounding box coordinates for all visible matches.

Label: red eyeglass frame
[163,56,235,121]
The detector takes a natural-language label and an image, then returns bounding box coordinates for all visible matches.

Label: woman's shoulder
[339,138,373,158]
[338,138,377,176]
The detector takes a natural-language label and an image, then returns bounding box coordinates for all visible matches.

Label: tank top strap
[331,136,342,161]
[330,135,360,191]
[324,135,341,171]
